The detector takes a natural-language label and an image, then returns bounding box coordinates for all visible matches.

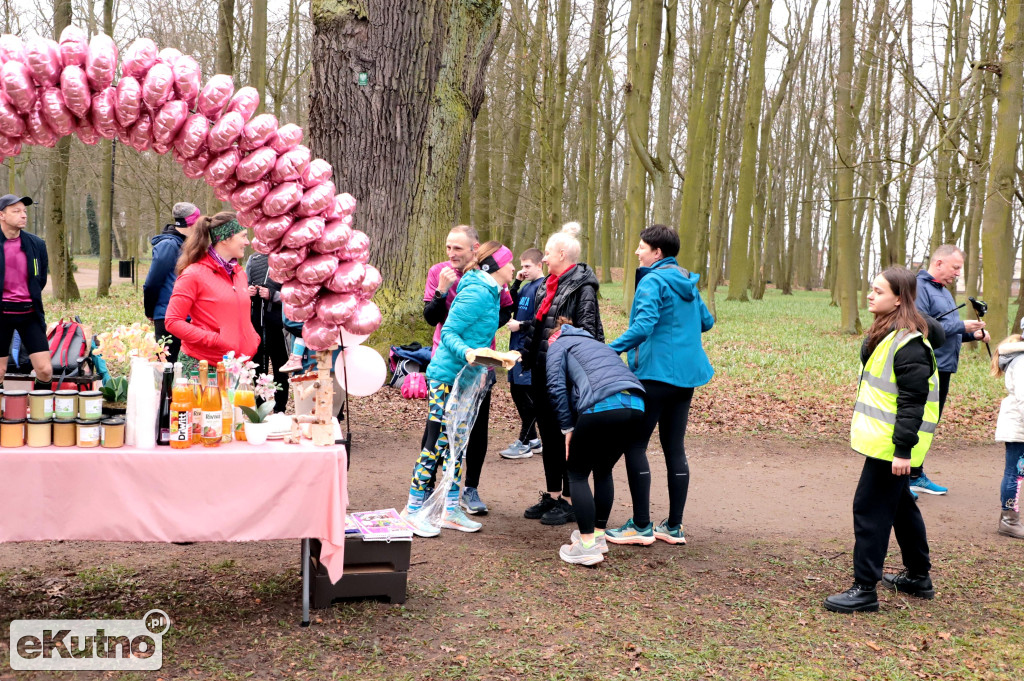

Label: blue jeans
[1002,442,1024,511]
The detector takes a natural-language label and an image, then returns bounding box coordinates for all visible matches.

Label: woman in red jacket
[164,211,260,375]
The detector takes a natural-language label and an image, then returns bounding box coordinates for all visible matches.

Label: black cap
[0,195,33,211]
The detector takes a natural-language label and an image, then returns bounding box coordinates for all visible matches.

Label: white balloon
[334,345,387,396]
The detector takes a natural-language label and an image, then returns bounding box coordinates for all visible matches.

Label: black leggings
[853,456,931,584]
[510,382,537,443]
[623,380,694,528]
[568,408,645,534]
[911,370,950,478]
[532,374,570,497]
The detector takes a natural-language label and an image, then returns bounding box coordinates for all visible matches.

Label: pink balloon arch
[0,27,382,351]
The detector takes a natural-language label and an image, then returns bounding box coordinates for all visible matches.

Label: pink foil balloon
[25,107,57,147]
[296,181,335,217]
[316,292,358,325]
[158,47,184,65]
[325,260,365,294]
[128,113,153,152]
[113,76,142,127]
[0,35,25,64]
[75,117,99,145]
[230,180,271,212]
[152,100,188,144]
[90,87,117,138]
[301,158,333,187]
[207,111,244,153]
[197,74,234,120]
[142,63,174,110]
[268,246,307,273]
[343,299,382,337]
[0,134,21,156]
[269,264,297,283]
[0,95,26,137]
[284,300,317,324]
[85,34,118,90]
[261,181,303,217]
[58,26,88,67]
[2,61,37,114]
[203,148,241,186]
[250,235,279,255]
[24,37,61,87]
[235,145,277,183]
[152,140,173,155]
[270,145,311,183]
[226,86,259,122]
[312,217,352,254]
[122,38,159,79]
[326,192,358,220]
[173,113,207,158]
[358,265,382,300]
[239,113,278,151]
[213,178,238,202]
[181,149,210,179]
[253,214,293,240]
[40,88,74,136]
[60,65,90,118]
[172,56,201,109]
[269,123,302,153]
[237,206,265,229]
[340,230,370,262]
[281,216,325,249]
[303,315,341,351]
[295,254,340,285]
[281,279,321,306]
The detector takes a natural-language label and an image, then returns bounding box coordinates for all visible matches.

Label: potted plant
[93,323,170,415]
[238,371,282,446]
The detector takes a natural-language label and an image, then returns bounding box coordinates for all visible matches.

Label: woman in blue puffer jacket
[403,241,516,538]
[606,224,714,547]
[546,321,645,566]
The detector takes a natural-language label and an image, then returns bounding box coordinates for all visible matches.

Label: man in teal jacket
[606,224,714,546]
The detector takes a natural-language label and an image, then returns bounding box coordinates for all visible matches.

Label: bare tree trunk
[96,0,114,297]
[835,0,861,333]
[472,102,491,241]
[251,0,268,114]
[309,0,501,331]
[217,0,235,77]
[580,0,609,267]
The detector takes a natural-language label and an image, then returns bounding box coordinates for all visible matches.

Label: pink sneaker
[279,354,304,372]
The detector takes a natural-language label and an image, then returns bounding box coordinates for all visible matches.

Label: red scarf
[536,264,575,320]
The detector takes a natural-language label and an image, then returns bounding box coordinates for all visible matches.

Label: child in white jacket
[992,334,1024,539]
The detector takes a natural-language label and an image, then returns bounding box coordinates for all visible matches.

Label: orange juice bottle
[217,362,233,443]
[169,376,193,449]
[190,370,203,444]
[233,380,256,441]
[200,361,223,447]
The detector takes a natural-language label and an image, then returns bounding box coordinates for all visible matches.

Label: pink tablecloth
[0,440,348,582]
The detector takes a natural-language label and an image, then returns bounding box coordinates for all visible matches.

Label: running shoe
[605,518,656,545]
[524,492,558,519]
[653,519,687,545]
[461,486,489,515]
[570,529,608,554]
[528,438,543,453]
[400,507,440,538]
[442,507,482,533]
[500,441,533,459]
[909,473,947,495]
[540,497,575,526]
[559,538,604,566]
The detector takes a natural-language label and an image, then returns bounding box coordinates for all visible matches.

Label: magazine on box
[350,508,414,541]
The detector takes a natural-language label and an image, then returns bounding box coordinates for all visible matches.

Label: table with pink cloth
[0,440,348,624]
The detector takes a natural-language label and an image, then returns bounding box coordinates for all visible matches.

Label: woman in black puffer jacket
[521,222,604,526]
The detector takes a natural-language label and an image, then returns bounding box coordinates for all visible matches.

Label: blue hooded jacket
[914,269,974,373]
[546,325,645,432]
[143,224,186,320]
[608,256,714,388]
[426,269,501,386]
[507,275,544,385]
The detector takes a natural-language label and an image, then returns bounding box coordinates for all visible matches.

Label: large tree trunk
[251,0,268,114]
[96,0,115,297]
[580,0,609,267]
[835,0,861,333]
[309,0,501,334]
[217,0,235,76]
[980,0,1024,343]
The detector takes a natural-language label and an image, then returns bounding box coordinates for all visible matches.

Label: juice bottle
[169,376,193,449]
[217,362,233,443]
[200,361,223,447]
[190,370,203,444]
[233,380,256,441]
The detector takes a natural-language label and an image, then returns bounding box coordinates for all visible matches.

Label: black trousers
[852,456,931,585]
[253,323,290,411]
[153,318,181,368]
[911,370,950,478]
[531,374,570,497]
[509,382,537,443]
[567,408,645,534]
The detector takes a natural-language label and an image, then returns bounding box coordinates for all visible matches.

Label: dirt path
[42,268,99,294]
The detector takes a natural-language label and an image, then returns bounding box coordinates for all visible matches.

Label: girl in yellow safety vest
[825,266,945,614]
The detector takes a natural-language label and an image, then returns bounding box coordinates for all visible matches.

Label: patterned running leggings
[408,379,462,501]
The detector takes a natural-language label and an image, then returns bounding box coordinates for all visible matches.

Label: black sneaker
[524,492,557,520]
[823,583,879,613]
[540,498,575,526]
[882,569,934,599]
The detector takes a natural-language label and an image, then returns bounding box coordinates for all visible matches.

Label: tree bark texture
[835,0,861,333]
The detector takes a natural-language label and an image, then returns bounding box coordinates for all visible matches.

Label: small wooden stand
[287,347,337,446]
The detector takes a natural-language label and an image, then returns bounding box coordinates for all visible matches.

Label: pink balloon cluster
[0,28,382,351]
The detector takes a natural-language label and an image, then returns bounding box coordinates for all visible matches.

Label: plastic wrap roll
[122,38,159,79]
[197,74,234,120]
[173,113,208,158]
[239,113,278,151]
[85,34,118,90]
[60,65,91,118]
[58,26,89,67]
[24,37,61,87]
[152,100,188,144]
[142,62,174,110]
[207,111,244,153]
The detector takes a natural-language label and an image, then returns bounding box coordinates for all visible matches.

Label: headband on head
[184,208,201,227]
[479,245,514,274]
[210,219,244,244]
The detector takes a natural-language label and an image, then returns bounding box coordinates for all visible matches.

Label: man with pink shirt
[422,225,515,514]
[0,194,52,390]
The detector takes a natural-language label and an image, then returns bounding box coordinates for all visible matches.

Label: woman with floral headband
[164,210,260,375]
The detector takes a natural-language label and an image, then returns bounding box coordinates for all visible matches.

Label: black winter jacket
[859,316,945,459]
[0,228,48,326]
[246,253,283,333]
[546,325,644,431]
[523,263,603,374]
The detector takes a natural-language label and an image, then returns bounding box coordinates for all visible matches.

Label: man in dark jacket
[246,252,288,411]
[144,201,199,362]
[912,244,989,495]
[0,194,52,389]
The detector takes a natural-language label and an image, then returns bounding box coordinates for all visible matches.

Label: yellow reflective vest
[850,329,940,467]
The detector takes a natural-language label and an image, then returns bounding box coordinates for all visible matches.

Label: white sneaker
[279,353,304,373]
[559,538,604,566]
[442,507,482,533]
[570,529,608,554]
[401,507,440,538]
